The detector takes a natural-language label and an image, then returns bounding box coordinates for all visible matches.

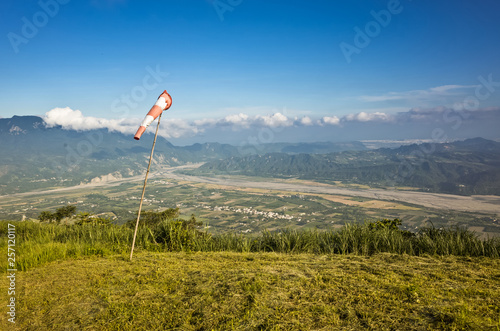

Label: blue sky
[1,0,500,144]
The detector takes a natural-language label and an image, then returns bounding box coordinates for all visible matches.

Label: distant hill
[193,138,500,195]
[237,141,367,155]
[0,116,366,194]
[0,116,239,193]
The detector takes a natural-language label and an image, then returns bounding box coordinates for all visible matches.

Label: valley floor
[162,167,500,216]
[3,164,500,216]
[1,252,499,330]
[2,164,499,237]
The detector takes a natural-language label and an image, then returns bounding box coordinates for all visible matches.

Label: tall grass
[1,220,499,271]
[0,221,157,271]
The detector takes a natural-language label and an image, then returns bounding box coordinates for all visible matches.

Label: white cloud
[429,85,474,93]
[299,116,313,126]
[43,108,296,139]
[223,113,251,127]
[158,118,200,138]
[44,105,495,140]
[256,113,293,127]
[321,116,340,126]
[399,106,500,123]
[44,107,134,132]
[193,112,294,130]
[193,118,218,126]
[43,107,196,138]
[344,111,393,122]
[360,84,477,103]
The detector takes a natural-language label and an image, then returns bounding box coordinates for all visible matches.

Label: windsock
[134,90,172,140]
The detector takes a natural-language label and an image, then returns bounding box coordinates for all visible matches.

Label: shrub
[37,205,77,223]
[38,211,55,222]
[75,212,112,226]
[368,218,402,230]
[126,208,181,228]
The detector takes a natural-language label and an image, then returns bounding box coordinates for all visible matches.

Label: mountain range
[2,115,499,196]
[191,138,500,195]
[0,115,366,194]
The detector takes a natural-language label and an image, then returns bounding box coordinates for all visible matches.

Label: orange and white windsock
[134,90,172,140]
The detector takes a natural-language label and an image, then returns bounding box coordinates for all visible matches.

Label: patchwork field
[0,167,498,237]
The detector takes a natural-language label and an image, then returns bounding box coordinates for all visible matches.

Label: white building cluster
[195,204,299,221]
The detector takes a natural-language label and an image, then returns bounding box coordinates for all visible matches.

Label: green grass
[0,221,156,271]
[1,220,500,329]
[1,252,499,330]
[1,219,499,274]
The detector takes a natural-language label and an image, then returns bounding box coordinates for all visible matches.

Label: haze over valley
[1,115,499,237]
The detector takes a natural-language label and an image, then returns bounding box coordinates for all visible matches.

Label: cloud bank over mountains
[42,105,500,143]
[42,106,394,138]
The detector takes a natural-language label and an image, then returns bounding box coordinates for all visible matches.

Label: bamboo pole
[130,113,163,261]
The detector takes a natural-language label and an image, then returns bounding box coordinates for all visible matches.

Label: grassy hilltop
[2,252,499,330]
[1,218,499,330]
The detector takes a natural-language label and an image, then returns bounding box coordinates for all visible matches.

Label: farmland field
[1,165,499,237]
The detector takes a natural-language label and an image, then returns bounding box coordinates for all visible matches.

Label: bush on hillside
[126,208,184,228]
[75,212,112,226]
[37,205,77,223]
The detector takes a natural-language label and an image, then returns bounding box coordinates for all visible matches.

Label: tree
[75,212,111,226]
[54,205,77,223]
[38,211,55,222]
[126,207,181,228]
[368,218,415,238]
[368,218,402,231]
[187,213,203,228]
